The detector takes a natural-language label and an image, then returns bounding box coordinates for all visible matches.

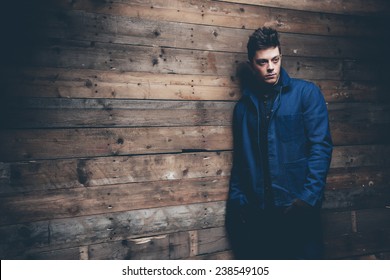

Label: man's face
[251,46,282,85]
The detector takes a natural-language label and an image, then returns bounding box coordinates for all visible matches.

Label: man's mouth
[265,74,276,79]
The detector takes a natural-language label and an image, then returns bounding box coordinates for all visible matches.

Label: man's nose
[267,62,275,72]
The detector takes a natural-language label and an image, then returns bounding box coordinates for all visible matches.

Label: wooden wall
[0,0,389,259]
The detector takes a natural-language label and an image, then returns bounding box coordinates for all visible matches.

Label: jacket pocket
[284,157,307,195]
[277,114,304,142]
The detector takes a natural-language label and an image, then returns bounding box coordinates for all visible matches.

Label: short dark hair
[247,27,281,62]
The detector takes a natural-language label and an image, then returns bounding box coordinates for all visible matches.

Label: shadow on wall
[0,2,48,69]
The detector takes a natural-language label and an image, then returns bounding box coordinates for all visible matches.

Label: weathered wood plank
[323,184,390,210]
[0,200,226,259]
[317,80,388,104]
[2,98,389,129]
[322,210,353,239]
[0,165,388,225]
[219,0,390,15]
[25,40,378,81]
[330,145,390,169]
[0,126,233,161]
[1,120,389,161]
[24,246,84,260]
[324,208,390,259]
[0,152,232,193]
[1,179,387,226]
[88,232,191,260]
[321,208,390,259]
[42,10,378,59]
[328,103,390,123]
[197,226,230,256]
[326,166,390,191]
[0,176,229,225]
[1,146,389,194]
[9,121,390,155]
[90,234,171,260]
[0,102,234,129]
[4,68,387,103]
[187,250,234,260]
[3,69,239,101]
[52,0,385,36]
[2,206,389,259]
[330,122,390,146]
[88,227,230,260]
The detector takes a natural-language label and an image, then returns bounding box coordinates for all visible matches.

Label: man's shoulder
[288,78,326,106]
[288,78,322,98]
[289,78,318,89]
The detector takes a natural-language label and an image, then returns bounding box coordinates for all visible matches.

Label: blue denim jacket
[229,68,333,209]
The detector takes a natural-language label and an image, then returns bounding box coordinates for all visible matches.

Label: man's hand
[284,198,311,214]
[292,198,311,208]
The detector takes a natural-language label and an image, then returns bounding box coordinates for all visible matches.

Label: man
[227,27,333,259]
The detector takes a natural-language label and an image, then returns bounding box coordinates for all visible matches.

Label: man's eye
[257,60,267,66]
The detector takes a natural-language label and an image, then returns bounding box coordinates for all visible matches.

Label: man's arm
[299,84,333,207]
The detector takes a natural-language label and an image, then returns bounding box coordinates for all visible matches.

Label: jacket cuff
[299,188,321,207]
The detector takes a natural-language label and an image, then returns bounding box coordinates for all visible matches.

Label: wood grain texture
[4,67,388,103]
[219,0,390,15]
[1,121,389,161]
[1,0,389,260]
[0,201,227,258]
[51,0,386,35]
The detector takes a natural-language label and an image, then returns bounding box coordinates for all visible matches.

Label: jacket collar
[242,67,291,99]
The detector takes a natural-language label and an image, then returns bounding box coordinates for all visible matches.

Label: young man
[227,27,333,259]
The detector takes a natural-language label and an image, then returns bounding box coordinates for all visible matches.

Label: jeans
[226,204,324,260]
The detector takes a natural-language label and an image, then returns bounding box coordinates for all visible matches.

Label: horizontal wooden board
[51,0,386,36]
[2,98,389,129]
[187,250,234,260]
[2,205,389,259]
[324,208,390,259]
[41,10,379,59]
[0,165,389,225]
[1,146,389,193]
[0,121,389,161]
[326,166,390,191]
[23,40,380,81]
[23,246,85,260]
[0,154,388,227]
[88,226,229,260]
[220,0,390,15]
[1,0,389,262]
[3,68,388,103]
[0,151,232,193]
[0,176,229,226]
[0,200,227,259]
[316,80,388,104]
[0,101,234,129]
[323,184,390,210]
[15,228,232,260]
[90,233,165,259]
[0,126,233,161]
[89,234,173,260]
[3,68,240,101]
[330,145,390,169]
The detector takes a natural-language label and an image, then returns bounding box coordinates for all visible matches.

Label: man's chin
[264,74,279,85]
[264,78,278,85]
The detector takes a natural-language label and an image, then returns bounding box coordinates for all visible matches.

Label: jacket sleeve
[228,102,249,207]
[300,84,333,206]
